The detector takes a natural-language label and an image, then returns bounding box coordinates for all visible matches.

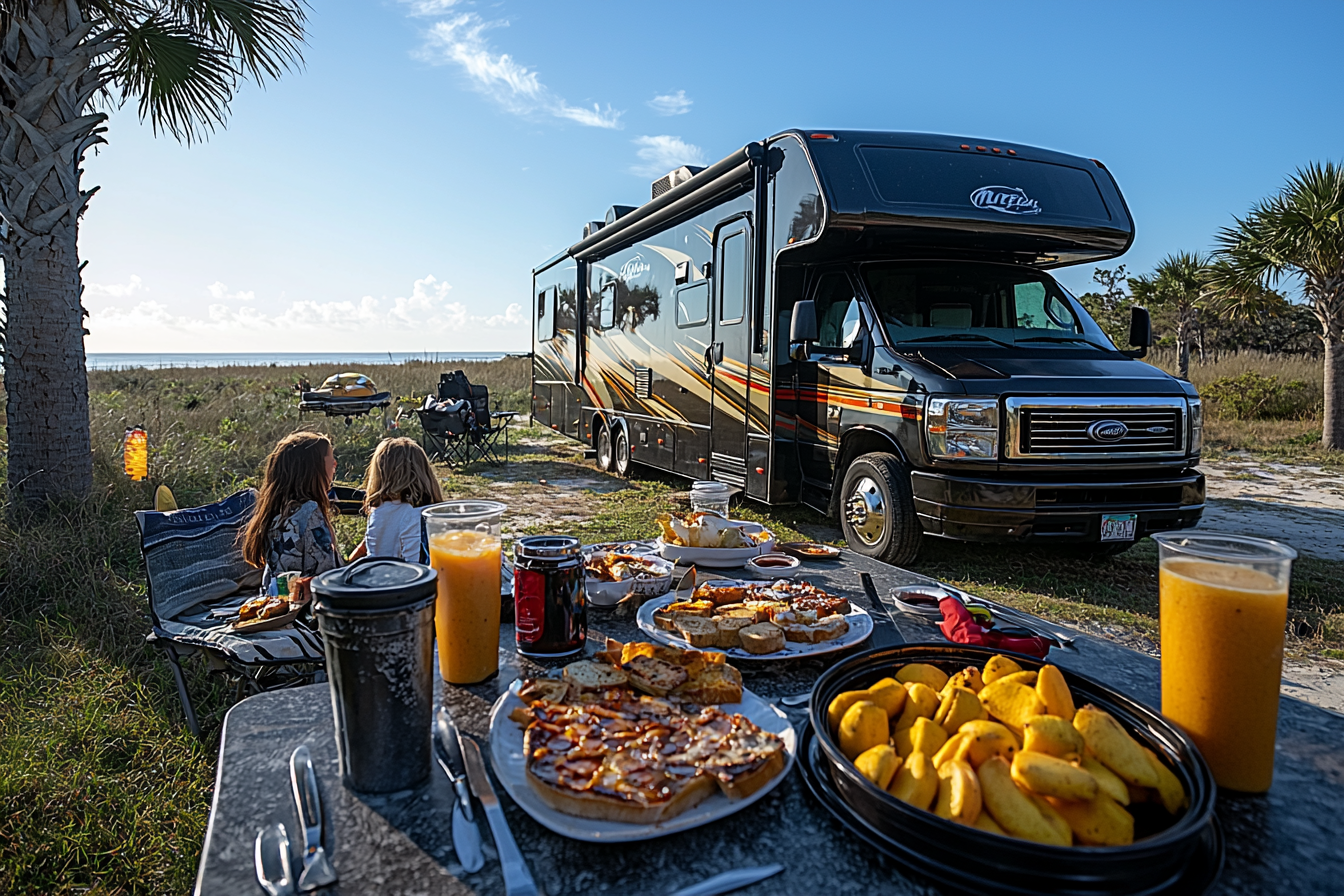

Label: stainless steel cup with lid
[312,558,438,793]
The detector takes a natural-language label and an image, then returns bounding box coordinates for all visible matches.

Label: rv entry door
[708,220,752,487]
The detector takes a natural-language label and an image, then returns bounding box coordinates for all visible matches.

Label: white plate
[656,521,776,568]
[487,682,795,842]
[635,585,874,660]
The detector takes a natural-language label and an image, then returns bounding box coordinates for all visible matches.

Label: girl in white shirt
[348,437,444,563]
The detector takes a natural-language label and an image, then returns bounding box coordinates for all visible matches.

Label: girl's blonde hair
[363,437,444,511]
[241,431,333,569]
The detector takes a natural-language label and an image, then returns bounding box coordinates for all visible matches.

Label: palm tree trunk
[3,224,91,501]
[1325,336,1344,451]
[0,2,106,505]
[1175,314,1190,379]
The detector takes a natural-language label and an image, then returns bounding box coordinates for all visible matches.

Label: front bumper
[911,470,1205,543]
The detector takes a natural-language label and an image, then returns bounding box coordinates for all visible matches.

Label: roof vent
[651,165,705,199]
[583,220,604,239]
[605,205,638,226]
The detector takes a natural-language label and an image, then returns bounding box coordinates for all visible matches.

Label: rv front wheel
[840,453,921,567]
[613,425,632,477]
[595,422,615,471]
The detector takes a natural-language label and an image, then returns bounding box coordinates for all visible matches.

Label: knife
[434,708,484,873]
[459,735,542,896]
[289,745,338,891]
[254,823,296,896]
[859,572,906,649]
[667,864,785,896]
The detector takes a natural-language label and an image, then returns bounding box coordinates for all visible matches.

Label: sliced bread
[673,616,721,648]
[739,622,786,655]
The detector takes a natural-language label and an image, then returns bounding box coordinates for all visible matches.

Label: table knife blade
[433,709,484,873]
[459,736,542,896]
[288,745,338,891]
[859,572,906,648]
[668,864,785,896]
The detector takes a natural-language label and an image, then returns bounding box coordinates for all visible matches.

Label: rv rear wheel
[613,425,632,477]
[840,452,922,568]
[595,422,615,472]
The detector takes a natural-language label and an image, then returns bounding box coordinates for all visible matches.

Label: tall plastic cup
[423,501,505,684]
[312,558,438,793]
[1152,531,1297,792]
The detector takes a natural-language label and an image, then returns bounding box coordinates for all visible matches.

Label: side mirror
[1122,306,1152,358]
[790,300,819,343]
[789,300,819,362]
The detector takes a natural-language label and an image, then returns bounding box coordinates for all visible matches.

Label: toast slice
[622,654,690,696]
[714,603,763,622]
[694,583,749,606]
[714,615,756,648]
[738,622,786,655]
[811,613,850,643]
[562,660,629,690]
[673,615,721,648]
[672,662,743,705]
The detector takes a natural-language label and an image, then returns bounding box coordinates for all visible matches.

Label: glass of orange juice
[422,501,506,684]
[1152,531,1296,792]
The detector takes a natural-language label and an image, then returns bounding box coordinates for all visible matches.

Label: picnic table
[194,552,1344,895]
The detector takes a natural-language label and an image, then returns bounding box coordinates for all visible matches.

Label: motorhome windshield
[861,262,1104,348]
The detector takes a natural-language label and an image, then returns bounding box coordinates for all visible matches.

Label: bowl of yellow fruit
[803,644,1220,895]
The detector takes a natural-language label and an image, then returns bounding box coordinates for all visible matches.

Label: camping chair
[135,490,325,737]
[416,369,516,466]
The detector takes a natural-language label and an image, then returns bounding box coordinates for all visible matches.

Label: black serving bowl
[808,643,1220,896]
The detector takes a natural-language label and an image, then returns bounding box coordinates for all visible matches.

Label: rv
[530,130,1204,565]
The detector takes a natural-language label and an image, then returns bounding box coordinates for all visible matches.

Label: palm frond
[105,11,237,141]
[162,0,304,81]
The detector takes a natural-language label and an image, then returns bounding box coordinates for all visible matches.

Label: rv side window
[599,282,616,330]
[719,230,747,324]
[812,272,862,348]
[676,282,709,328]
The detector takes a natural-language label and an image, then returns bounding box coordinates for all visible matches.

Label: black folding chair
[417,369,515,466]
[135,490,325,737]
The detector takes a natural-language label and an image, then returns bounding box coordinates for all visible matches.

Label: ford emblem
[1087,420,1129,442]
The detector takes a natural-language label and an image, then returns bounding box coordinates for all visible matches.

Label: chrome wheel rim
[597,427,612,468]
[614,429,629,472]
[845,476,887,546]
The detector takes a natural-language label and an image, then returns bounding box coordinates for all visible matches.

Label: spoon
[779,692,811,708]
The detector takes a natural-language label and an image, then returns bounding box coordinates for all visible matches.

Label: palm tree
[1128,251,1209,379]
[0,0,305,505]
[1210,162,1344,450]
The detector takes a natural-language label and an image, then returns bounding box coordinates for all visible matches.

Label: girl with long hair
[348,437,444,562]
[241,431,342,589]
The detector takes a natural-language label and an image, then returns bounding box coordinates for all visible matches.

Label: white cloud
[630,135,706,177]
[206,281,255,302]
[401,0,460,15]
[87,275,529,342]
[84,274,144,299]
[647,90,692,116]
[417,12,621,129]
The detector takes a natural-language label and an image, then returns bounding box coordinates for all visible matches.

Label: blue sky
[80,0,1344,353]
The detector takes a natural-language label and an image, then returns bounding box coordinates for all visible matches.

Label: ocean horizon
[85,351,521,370]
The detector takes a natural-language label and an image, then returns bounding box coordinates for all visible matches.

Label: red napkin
[938,597,1050,659]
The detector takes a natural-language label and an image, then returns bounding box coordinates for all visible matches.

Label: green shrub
[1200,371,1317,420]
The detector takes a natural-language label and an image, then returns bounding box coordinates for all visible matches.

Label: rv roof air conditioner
[651,165,705,199]
[605,205,638,226]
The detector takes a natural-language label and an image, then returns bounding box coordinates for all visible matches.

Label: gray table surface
[194,553,1344,896]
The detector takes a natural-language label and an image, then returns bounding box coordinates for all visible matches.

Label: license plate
[1100,513,1138,542]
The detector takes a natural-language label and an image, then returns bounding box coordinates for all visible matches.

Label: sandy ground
[1199,455,1344,560]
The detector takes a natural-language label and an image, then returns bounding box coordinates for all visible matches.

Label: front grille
[1006,398,1187,459]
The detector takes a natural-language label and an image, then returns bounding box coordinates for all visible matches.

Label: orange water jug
[124,427,148,481]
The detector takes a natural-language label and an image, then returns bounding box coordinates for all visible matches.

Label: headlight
[926,397,999,460]
[1188,398,1203,453]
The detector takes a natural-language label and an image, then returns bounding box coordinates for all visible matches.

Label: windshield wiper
[1015,335,1112,351]
[896,333,1017,350]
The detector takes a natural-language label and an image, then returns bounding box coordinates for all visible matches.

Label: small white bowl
[585,553,674,607]
[744,552,801,578]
